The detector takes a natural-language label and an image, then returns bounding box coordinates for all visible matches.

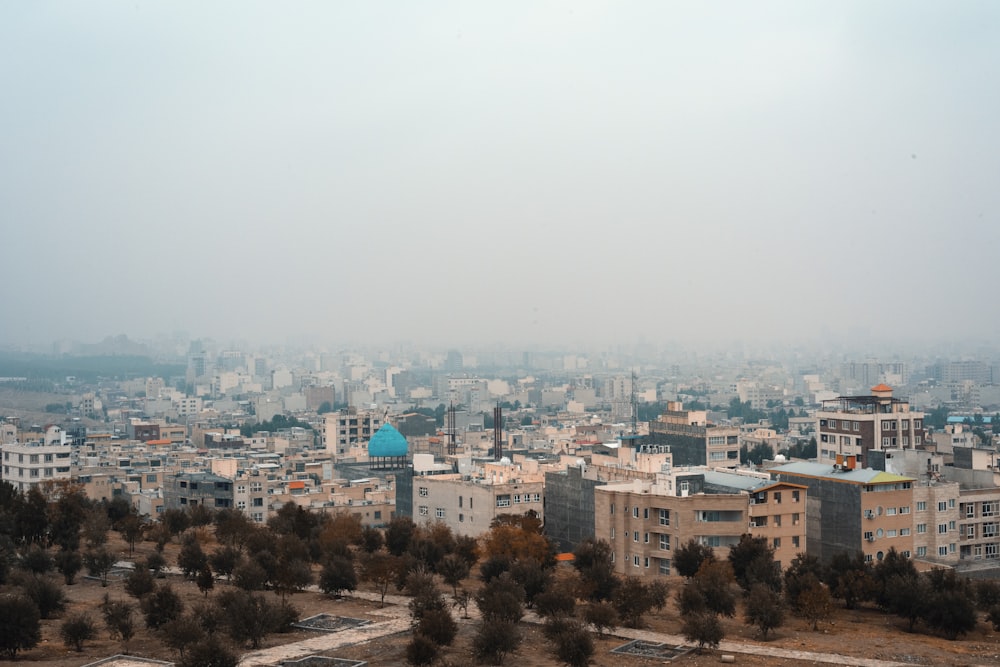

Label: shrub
[60,612,97,652]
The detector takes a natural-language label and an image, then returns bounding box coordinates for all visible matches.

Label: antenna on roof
[631,370,639,436]
[447,401,457,456]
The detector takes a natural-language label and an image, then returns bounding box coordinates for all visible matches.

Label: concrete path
[238,592,411,666]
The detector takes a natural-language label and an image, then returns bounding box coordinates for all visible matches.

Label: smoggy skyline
[3,2,999,349]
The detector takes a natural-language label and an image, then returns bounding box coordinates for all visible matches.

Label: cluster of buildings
[4,337,1000,581]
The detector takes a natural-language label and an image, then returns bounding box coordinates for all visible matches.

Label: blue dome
[368,423,408,457]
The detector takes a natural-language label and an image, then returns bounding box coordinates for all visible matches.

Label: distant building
[815,385,925,467]
[396,454,543,538]
[324,408,383,459]
[163,471,234,511]
[1,425,73,492]
[648,402,740,467]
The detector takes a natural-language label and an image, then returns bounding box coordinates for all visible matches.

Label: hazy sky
[2,2,998,349]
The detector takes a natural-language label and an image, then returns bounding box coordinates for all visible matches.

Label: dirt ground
[13,532,1000,667]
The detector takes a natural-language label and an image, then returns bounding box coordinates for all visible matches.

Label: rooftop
[770,461,914,485]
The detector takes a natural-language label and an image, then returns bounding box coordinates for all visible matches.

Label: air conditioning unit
[865,510,875,519]
[866,536,875,542]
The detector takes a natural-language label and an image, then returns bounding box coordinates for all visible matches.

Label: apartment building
[163,472,235,511]
[397,454,544,538]
[816,385,925,467]
[647,402,740,467]
[1,426,73,492]
[594,467,807,578]
[770,461,915,564]
[324,408,383,459]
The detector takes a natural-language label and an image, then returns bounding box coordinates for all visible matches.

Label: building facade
[648,402,740,467]
[816,385,925,467]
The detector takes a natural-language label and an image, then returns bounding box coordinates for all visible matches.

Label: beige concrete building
[404,457,544,538]
[594,467,807,578]
[770,461,916,564]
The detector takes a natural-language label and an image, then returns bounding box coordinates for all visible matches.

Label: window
[887,529,897,538]
[916,546,927,557]
[773,537,781,548]
[659,534,670,550]
[967,525,976,539]
[938,501,947,512]
[459,496,463,508]
[611,527,615,539]
[966,504,975,519]
[983,523,998,538]
[659,559,671,575]
[792,490,800,502]
[532,493,541,502]
[853,421,860,431]
[914,419,922,429]
[949,499,956,509]
[938,524,948,534]
[419,506,429,516]
[829,420,837,429]
[659,509,670,526]
[917,501,927,512]
[633,507,639,518]
[792,513,800,525]
[418,486,428,497]
[513,494,521,504]
[633,531,639,543]
[773,515,782,527]
[496,495,511,508]
[643,508,649,519]
[899,506,910,515]
[939,546,948,557]
[774,492,782,504]
[900,528,910,536]
[436,508,445,519]
[644,557,650,568]
[917,523,927,534]
[949,520,956,531]
[886,507,896,516]
[988,544,1000,559]
[610,503,615,515]
[644,532,650,543]
[792,536,800,548]
[633,555,640,567]
[984,502,999,518]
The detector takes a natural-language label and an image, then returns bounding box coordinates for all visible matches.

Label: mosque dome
[368,423,408,458]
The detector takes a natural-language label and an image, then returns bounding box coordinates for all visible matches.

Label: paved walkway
[238,590,988,667]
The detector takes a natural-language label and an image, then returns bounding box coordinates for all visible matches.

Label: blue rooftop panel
[368,423,408,458]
